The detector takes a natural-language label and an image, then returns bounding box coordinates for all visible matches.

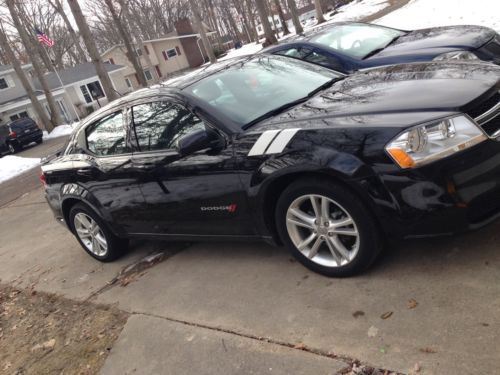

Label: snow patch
[0,156,41,184]
[43,122,78,140]
[375,0,500,32]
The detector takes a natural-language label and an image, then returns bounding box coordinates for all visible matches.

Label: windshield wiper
[363,34,404,60]
[243,77,344,130]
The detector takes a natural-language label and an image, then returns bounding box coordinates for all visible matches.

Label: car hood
[255,62,500,130]
[372,25,496,59]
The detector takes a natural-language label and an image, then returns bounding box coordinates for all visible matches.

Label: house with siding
[0,62,127,129]
[101,18,215,90]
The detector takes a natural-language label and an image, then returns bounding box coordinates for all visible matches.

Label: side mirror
[176,128,224,156]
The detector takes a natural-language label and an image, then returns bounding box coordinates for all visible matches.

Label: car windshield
[184,55,340,127]
[310,23,404,59]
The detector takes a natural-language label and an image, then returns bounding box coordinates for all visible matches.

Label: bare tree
[104,0,148,87]
[314,0,326,24]
[188,0,217,63]
[255,0,277,45]
[67,0,118,102]
[287,0,303,34]
[48,0,87,62]
[6,0,61,130]
[0,25,52,131]
[273,0,289,35]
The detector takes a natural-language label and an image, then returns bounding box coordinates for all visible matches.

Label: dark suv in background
[0,117,43,155]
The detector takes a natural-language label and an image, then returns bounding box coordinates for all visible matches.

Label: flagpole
[41,44,81,123]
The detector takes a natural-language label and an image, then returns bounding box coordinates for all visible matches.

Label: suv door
[129,100,254,237]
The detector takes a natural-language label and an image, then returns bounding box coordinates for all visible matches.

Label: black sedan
[41,55,500,277]
[264,22,500,73]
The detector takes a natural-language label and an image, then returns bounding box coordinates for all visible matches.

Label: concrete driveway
[0,138,499,374]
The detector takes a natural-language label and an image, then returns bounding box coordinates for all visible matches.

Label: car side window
[86,111,130,156]
[274,46,313,59]
[304,51,342,70]
[132,102,205,152]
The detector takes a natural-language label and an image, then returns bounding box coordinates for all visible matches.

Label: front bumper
[375,138,500,239]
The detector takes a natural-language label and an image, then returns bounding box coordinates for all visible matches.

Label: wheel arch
[258,170,386,245]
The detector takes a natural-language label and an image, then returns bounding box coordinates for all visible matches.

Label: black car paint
[264,23,500,73]
[0,117,43,154]
[42,56,500,247]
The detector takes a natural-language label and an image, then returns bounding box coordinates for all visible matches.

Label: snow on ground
[375,0,500,32]
[43,122,78,140]
[0,156,40,184]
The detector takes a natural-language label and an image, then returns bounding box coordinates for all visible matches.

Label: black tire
[276,179,382,277]
[8,142,20,154]
[36,138,43,144]
[69,203,128,262]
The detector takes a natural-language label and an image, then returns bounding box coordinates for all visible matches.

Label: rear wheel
[8,142,19,154]
[36,138,43,144]
[69,203,128,262]
[276,179,382,277]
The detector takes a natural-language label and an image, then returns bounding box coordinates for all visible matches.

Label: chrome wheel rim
[73,213,108,257]
[8,144,15,153]
[286,194,360,268]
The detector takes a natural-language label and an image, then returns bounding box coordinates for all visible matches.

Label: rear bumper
[375,138,500,239]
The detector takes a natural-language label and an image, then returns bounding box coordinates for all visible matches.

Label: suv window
[132,102,205,152]
[86,111,130,156]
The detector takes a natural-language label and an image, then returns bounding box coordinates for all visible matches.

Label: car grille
[467,92,500,138]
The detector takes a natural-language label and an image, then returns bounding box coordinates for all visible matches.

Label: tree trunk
[67,0,119,102]
[49,0,87,62]
[104,0,148,88]
[189,0,217,64]
[122,1,159,83]
[6,0,61,130]
[286,0,303,34]
[255,0,277,45]
[274,0,290,35]
[246,0,259,43]
[314,0,326,24]
[0,26,52,131]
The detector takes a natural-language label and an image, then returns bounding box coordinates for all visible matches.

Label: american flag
[35,28,55,47]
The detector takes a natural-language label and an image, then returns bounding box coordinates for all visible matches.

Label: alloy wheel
[286,194,360,267]
[8,144,15,154]
[73,212,108,257]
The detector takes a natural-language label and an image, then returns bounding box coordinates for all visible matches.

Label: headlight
[433,51,479,61]
[385,115,487,169]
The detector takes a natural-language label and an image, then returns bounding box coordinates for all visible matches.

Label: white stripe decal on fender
[248,129,281,156]
[265,128,300,155]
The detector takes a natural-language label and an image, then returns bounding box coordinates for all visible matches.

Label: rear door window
[304,50,343,70]
[86,111,130,156]
[274,46,313,59]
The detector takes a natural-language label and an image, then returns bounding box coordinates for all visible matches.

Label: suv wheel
[276,179,382,277]
[69,203,128,262]
[8,142,19,154]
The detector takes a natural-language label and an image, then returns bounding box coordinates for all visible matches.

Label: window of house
[135,48,143,57]
[9,111,29,122]
[162,48,179,60]
[132,102,205,152]
[80,81,105,104]
[0,77,9,90]
[86,111,130,156]
[144,69,153,81]
[125,78,132,88]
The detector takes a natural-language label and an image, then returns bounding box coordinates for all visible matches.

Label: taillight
[9,131,17,138]
[39,172,47,187]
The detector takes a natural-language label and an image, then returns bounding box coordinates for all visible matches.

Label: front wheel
[69,203,128,262]
[276,179,382,277]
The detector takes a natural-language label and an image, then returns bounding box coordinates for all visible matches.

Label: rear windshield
[9,118,37,131]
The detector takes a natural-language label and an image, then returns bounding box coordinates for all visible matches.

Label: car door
[128,99,254,237]
[74,109,146,235]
